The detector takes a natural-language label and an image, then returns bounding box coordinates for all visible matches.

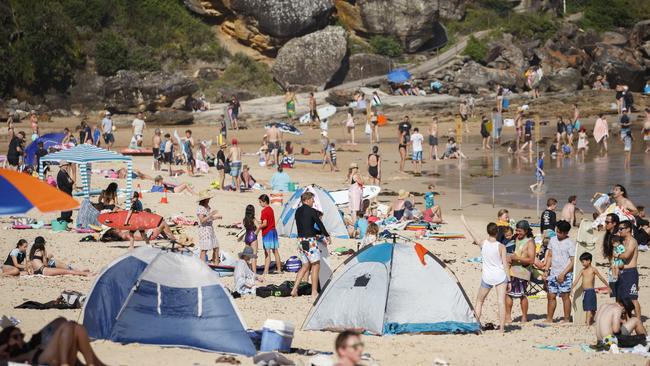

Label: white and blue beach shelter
[277,184,349,239]
[83,247,256,356]
[303,241,480,335]
[39,144,134,208]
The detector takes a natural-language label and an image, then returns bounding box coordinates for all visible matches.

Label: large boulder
[272,26,348,90]
[343,53,393,82]
[219,0,334,54]
[336,0,465,52]
[68,70,106,110]
[588,43,645,91]
[541,68,582,92]
[454,61,523,91]
[630,19,650,47]
[183,0,227,17]
[486,34,526,71]
[326,89,356,106]
[600,31,628,46]
[101,71,199,113]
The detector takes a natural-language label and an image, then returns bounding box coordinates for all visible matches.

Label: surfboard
[121,148,153,156]
[572,219,597,324]
[328,185,381,207]
[404,222,441,231]
[424,232,465,239]
[98,211,163,231]
[299,105,337,124]
[265,122,302,135]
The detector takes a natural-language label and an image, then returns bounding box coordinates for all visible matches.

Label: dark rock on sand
[146,109,194,125]
[101,70,199,113]
[541,68,582,92]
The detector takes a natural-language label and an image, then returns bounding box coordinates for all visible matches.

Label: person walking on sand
[466,221,509,333]
[196,191,221,265]
[152,129,162,171]
[410,127,424,174]
[257,194,282,278]
[285,90,297,121]
[309,92,320,128]
[101,111,114,150]
[429,117,439,160]
[544,220,575,323]
[265,123,282,168]
[367,145,381,185]
[345,108,356,145]
[229,95,241,130]
[132,112,146,147]
[529,151,545,193]
[242,204,259,271]
[594,113,609,154]
[346,163,363,220]
[459,99,470,133]
[228,138,243,192]
[505,220,535,323]
[291,191,330,297]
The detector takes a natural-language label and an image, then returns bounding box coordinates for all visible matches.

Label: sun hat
[398,189,409,199]
[349,162,358,169]
[321,131,328,137]
[196,190,213,203]
[239,246,257,259]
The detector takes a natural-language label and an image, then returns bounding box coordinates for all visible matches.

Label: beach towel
[593,118,609,143]
[171,215,197,226]
[255,281,311,298]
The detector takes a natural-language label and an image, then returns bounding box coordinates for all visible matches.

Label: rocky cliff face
[335,0,465,52]
[185,0,334,54]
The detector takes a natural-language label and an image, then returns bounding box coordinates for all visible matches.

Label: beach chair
[527,267,547,297]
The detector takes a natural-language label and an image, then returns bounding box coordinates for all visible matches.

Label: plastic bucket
[260,319,294,352]
[51,219,68,232]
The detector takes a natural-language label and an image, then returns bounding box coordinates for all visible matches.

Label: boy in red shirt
[257,194,282,277]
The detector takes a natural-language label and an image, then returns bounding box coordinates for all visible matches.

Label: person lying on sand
[27,237,92,276]
[151,175,196,195]
[0,321,106,366]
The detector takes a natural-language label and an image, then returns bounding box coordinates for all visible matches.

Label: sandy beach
[1,90,649,366]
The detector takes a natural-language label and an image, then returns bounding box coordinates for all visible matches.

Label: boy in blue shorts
[409,127,424,175]
[572,252,609,325]
[544,220,575,322]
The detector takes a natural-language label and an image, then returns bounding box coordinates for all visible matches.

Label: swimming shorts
[582,288,597,312]
[507,277,528,298]
[547,272,573,294]
[103,133,114,144]
[230,161,242,177]
[297,237,323,264]
[368,165,379,178]
[429,135,438,146]
[153,148,161,160]
[262,229,279,250]
[616,268,639,300]
[412,151,422,161]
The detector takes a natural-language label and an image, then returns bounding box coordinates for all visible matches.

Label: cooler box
[260,319,294,352]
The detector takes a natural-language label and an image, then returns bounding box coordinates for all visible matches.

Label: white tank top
[481,239,507,285]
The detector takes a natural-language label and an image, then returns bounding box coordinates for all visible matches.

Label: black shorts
[103,133,114,144]
[153,148,161,160]
[164,152,173,163]
[429,135,438,146]
[524,134,532,142]
[310,110,319,120]
[7,156,19,166]
[461,114,468,122]
[616,268,639,300]
[368,165,378,178]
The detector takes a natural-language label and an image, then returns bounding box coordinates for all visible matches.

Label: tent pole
[80,163,90,199]
[126,161,133,210]
[38,161,43,181]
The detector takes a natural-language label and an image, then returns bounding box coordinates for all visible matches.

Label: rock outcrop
[587,43,645,91]
[272,26,347,90]
[101,71,199,113]
[343,53,393,82]
[146,109,195,125]
[454,61,523,92]
[541,67,582,92]
[335,0,464,52]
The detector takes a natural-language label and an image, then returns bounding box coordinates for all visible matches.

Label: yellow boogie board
[571,219,598,324]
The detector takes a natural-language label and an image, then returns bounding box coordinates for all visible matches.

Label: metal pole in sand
[535,114,541,217]
[456,117,463,210]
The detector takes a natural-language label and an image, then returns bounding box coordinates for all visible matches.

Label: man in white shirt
[132,112,146,147]
[101,112,114,150]
[409,127,424,175]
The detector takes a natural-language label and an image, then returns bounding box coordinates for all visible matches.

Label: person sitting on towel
[595,300,646,348]
[234,246,263,296]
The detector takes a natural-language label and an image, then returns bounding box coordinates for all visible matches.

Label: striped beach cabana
[39,145,134,209]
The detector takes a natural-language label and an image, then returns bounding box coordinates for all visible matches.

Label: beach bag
[284,256,302,272]
[364,122,372,135]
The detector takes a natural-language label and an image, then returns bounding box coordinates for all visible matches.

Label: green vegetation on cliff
[0,0,228,97]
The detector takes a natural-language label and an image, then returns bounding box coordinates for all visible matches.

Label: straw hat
[239,246,257,259]
[321,131,328,137]
[349,162,358,169]
[175,234,194,247]
[398,189,409,199]
[196,190,213,203]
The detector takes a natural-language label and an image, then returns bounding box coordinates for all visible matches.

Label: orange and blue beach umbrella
[0,169,79,215]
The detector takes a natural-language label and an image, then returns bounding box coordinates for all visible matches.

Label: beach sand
[1,93,649,365]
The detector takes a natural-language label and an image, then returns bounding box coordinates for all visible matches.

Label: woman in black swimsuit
[0,322,106,366]
[367,145,381,185]
[398,130,408,173]
[2,239,28,277]
[28,237,91,276]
